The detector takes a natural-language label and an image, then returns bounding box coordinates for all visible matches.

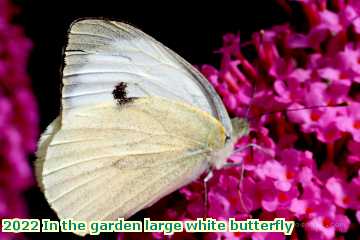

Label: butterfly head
[208,117,249,170]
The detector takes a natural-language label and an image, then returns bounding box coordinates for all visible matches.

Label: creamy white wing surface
[35,117,61,191]
[35,20,233,235]
[40,97,226,235]
[62,19,232,136]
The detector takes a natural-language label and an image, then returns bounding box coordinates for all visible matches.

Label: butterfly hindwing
[35,117,61,191]
[39,97,226,235]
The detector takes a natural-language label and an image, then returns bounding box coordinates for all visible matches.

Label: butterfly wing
[35,116,61,191]
[62,19,232,136]
[41,97,226,235]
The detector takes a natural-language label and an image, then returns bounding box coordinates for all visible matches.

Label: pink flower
[318,10,342,33]
[260,181,299,213]
[325,177,351,208]
[0,1,37,239]
[336,44,360,82]
[250,232,285,240]
[123,1,360,239]
[348,171,360,214]
[346,140,360,164]
[239,176,262,212]
[306,203,350,239]
[336,102,360,141]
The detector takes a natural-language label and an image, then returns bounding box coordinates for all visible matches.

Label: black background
[17,1,288,239]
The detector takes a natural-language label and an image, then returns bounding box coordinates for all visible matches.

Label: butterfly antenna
[237,66,256,212]
[236,30,264,214]
[247,102,348,122]
[234,35,260,215]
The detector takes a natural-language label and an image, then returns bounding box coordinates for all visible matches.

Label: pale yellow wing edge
[35,116,61,191]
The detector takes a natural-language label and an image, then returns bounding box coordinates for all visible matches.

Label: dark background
[17,1,288,239]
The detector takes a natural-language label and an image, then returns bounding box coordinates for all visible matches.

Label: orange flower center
[244,154,253,164]
[326,100,334,106]
[310,112,321,121]
[229,196,238,205]
[286,170,295,180]
[342,196,351,205]
[278,192,288,202]
[234,232,242,237]
[340,71,349,79]
[341,131,348,138]
[325,129,337,140]
[353,120,360,129]
[306,207,314,214]
[322,217,332,228]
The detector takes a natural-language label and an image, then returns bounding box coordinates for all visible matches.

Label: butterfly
[35,18,250,236]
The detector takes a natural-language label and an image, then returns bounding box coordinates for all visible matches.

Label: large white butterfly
[35,19,248,236]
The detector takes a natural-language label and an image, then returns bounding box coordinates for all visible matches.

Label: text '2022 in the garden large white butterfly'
[35,18,250,236]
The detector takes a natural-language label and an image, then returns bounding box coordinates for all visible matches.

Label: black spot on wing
[112,82,133,105]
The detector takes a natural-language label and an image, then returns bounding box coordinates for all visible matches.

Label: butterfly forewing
[62,19,232,136]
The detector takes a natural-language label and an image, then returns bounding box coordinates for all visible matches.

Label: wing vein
[70,32,114,41]
[48,170,111,205]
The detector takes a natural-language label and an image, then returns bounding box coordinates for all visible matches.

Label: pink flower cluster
[0,0,37,239]
[126,1,360,240]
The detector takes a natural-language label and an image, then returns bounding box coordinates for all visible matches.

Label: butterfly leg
[222,160,249,212]
[232,143,272,156]
[222,143,271,169]
[223,143,272,213]
[238,163,249,213]
[203,170,213,219]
